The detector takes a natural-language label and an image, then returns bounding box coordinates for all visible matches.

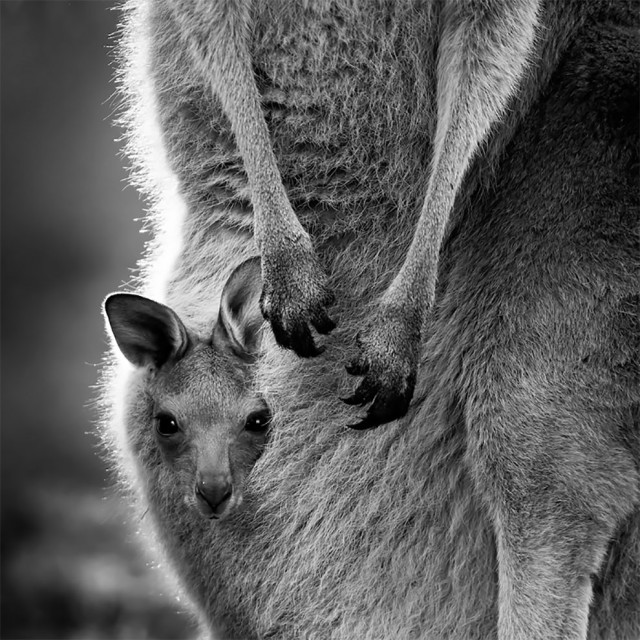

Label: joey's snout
[195,471,233,519]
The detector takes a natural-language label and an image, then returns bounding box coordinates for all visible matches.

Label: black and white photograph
[2,1,638,639]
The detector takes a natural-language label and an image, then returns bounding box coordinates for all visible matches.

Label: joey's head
[104,257,269,521]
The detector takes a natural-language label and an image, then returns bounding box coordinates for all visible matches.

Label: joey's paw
[343,307,420,429]
[260,244,336,358]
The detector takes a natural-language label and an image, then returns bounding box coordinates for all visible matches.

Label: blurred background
[2,2,196,638]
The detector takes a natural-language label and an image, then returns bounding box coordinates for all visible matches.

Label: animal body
[152,0,543,428]
[102,0,640,638]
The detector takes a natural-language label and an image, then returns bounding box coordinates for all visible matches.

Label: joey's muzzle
[195,471,233,519]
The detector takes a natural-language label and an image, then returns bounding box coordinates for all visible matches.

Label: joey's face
[149,343,271,521]
[104,256,267,523]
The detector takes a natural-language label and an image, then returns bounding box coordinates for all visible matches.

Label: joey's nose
[195,473,233,519]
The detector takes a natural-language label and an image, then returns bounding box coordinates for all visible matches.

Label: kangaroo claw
[260,246,336,358]
[343,307,420,428]
[269,313,326,358]
[344,357,369,377]
[311,305,337,335]
[346,373,416,429]
[340,374,377,406]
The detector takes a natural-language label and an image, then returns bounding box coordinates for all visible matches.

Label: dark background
[1,2,195,637]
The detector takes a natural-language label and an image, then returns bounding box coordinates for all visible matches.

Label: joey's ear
[104,293,190,368]
[215,256,263,360]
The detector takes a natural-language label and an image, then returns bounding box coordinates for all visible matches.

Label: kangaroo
[103,1,640,639]
[159,0,543,428]
[104,258,269,521]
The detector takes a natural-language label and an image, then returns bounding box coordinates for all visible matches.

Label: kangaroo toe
[341,374,377,406]
[311,303,337,335]
[260,249,336,358]
[343,307,420,428]
[269,313,325,358]
[347,372,416,429]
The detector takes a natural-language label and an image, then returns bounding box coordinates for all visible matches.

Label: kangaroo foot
[342,305,420,429]
[260,241,336,358]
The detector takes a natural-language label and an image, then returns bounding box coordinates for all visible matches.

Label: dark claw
[270,316,323,357]
[347,416,379,430]
[346,373,416,430]
[289,321,324,357]
[345,359,369,376]
[260,286,334,357]
[347,402,402,430]
[311,307,337,335]
[269,315,290,349]
[341,376,377,406]
[269,315,296,352]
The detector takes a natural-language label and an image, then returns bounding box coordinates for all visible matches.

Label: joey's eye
[155,413,181,438]
[244,409,272,433]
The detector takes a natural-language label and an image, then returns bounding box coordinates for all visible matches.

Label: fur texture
[102,1,640,638]
[344,0,543,427]
[103,257,269,523]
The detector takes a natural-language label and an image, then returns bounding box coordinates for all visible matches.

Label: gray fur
[102,1,640,638]
[345,0,542,427]
[103,257,269,523]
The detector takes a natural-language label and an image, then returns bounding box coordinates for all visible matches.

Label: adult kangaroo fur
[102,1,640,638]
